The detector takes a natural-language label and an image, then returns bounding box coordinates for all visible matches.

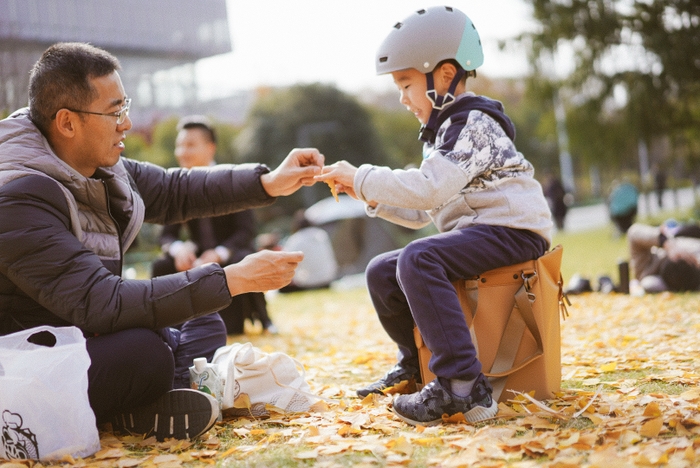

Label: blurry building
[0,0,232,126]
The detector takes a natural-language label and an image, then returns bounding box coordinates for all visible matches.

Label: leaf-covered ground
[5,288,700,467]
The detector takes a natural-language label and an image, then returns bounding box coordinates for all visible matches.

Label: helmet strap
[418,68,466,143]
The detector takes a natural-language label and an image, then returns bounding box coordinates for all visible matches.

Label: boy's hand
[261,148,324,197]
[316,161,359,199]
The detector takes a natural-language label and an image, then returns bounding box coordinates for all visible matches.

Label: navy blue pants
[86,313,227,422]
[366,225,548,381]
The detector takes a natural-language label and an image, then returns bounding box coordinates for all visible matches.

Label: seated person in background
[628,220,700,292]
[152,116,275,334]
[279,209,338,292]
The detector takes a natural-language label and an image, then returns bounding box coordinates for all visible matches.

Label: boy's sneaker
[356,363,421,397]
[392,373,498,426]
[112,388,219,441]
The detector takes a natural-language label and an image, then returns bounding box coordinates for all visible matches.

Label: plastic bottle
[189,357,223,420]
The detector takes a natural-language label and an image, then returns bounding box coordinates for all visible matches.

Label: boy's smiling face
[392,68,433,125]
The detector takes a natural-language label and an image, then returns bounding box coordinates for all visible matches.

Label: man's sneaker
[112,388,219,441]
[356,363,421,397]
[392,373,498,426]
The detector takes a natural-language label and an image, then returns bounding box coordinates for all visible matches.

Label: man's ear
[52,109,78,138]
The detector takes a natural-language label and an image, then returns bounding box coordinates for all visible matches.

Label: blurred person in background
[608,180,639,234]
[543,172,568,231]
[151,116,276,335]
[279,209,338,292]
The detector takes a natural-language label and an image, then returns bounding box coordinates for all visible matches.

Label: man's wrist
[256,164,274,197]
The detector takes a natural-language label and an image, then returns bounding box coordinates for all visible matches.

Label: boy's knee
[366,253,394,283]
[396,241,427,272]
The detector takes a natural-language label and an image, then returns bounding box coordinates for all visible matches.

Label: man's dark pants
[86,313,226,422]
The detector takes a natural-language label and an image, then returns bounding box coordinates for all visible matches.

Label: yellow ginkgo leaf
[233,393,252,409]
[325,180,339,202]
[642,401,662,418]
[639,417,664,438]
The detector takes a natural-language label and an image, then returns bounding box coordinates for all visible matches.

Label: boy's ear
[436,62,458,89]
[52,108,78,138]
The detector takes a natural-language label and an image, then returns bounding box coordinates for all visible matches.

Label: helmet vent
[417,9,426,15]
[445,6,454,12]
[379,57,388,63]
[394,22,403,30]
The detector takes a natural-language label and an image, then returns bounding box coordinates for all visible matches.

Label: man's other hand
[223,250,304,295]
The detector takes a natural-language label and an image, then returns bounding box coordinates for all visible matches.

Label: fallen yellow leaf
[233,393,251,409]
[639,417,663,438]
[442,412,467,424]
[642,401,662,418]
[383,379,415,395]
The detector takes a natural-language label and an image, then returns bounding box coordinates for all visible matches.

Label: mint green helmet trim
[455,19,484,71]
[375,6,484,75]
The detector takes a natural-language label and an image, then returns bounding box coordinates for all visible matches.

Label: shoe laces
[416,380,450,403]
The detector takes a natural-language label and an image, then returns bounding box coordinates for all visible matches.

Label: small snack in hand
[326,180,339,202]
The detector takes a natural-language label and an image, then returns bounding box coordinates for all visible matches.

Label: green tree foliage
[236,83,391,216]
[367,106,423,169]
[214,124,242,165]
[151,117,179,168]
[523,0,700,176]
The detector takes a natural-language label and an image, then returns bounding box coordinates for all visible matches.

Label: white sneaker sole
[113,389,219,441]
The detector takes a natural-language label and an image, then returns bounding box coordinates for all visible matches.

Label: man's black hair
[177,115,217,145]
[28,42,121,136]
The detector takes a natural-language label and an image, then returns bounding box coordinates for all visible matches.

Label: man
[152,116,275,335]
[0,43,322,441]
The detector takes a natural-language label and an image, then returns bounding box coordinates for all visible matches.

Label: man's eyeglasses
[57,98,131,125]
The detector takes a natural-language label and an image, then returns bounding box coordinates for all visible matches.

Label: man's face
[71,71,132,176]
[391,68,433,125]
[174,128,216,169]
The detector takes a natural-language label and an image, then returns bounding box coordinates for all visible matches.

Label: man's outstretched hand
[223,250,304,296]
[260,148,324,197]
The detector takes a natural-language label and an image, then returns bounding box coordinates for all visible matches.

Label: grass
[552,225,628,283]
[561,368,690,395]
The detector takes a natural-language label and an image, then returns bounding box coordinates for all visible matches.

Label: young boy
[317,6,553,426]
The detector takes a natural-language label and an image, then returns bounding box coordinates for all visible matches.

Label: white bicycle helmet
[375,6,484,141]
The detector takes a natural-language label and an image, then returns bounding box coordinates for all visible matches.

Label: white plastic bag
[0,326,100,461]
[212,342,317,417]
